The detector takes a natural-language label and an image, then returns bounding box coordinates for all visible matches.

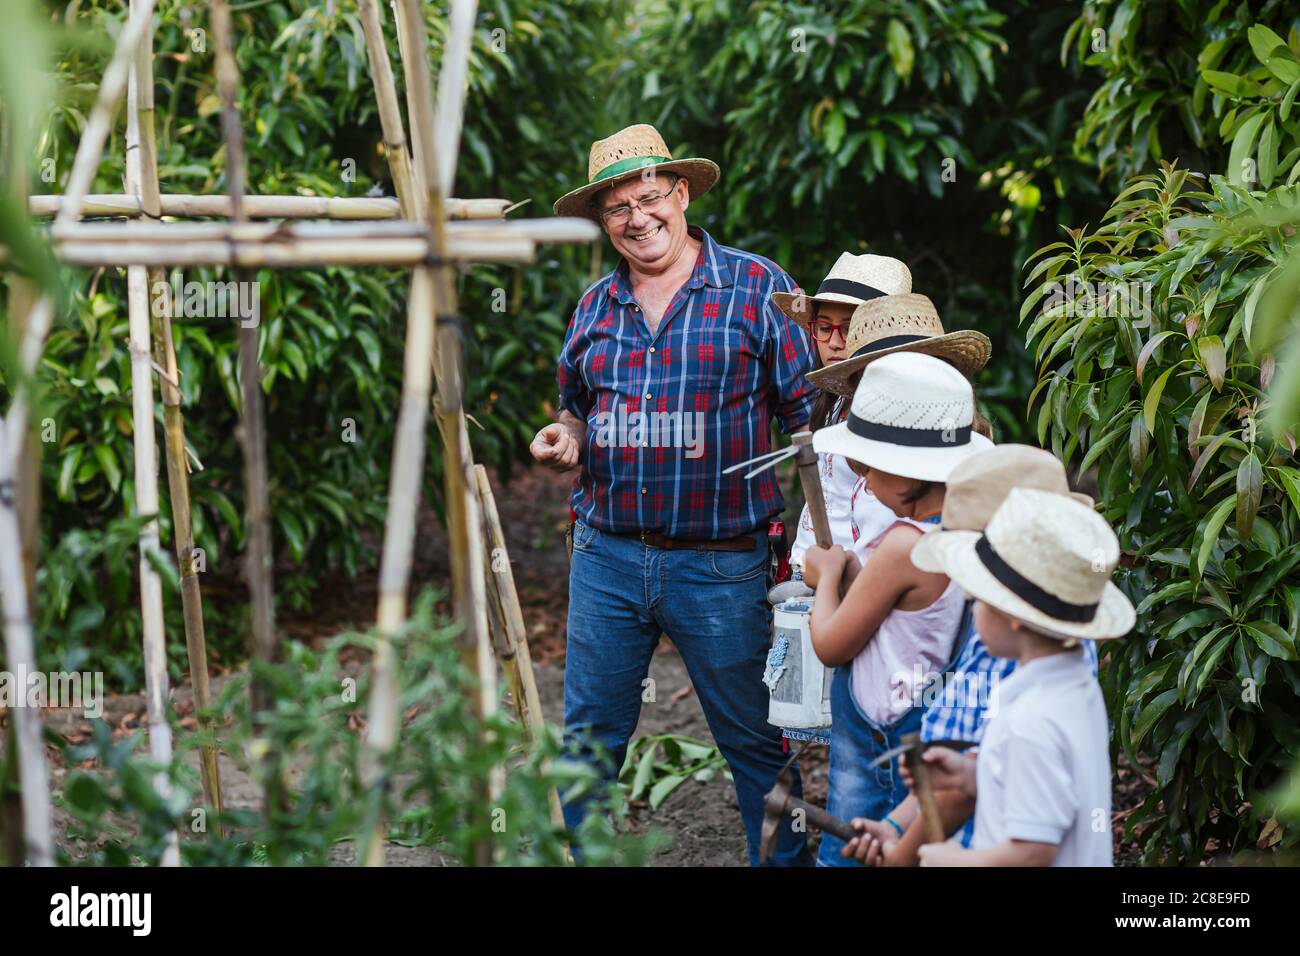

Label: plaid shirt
[922,627,1100,746]
[558,227,814,539]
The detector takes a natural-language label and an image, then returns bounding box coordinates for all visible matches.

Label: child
[801,350,992,866]
[839,445,1101,866]
[904,488,1133,866]
[769,253,912,603]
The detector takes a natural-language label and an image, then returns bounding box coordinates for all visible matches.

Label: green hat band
[590,155,672,184]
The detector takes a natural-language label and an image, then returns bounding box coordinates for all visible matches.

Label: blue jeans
[817,665,923,867]
[562,519,812,866]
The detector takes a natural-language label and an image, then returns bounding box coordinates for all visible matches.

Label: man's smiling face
[598,172,690,271]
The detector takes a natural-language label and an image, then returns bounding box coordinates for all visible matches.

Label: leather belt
[632,530,757,552]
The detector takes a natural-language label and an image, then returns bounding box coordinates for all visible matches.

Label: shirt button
[649,347,656,353]
[641,487,647,495]
[645,392,652,400]
[642,441,648,447]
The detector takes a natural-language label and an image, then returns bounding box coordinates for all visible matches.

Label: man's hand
[530,421,581,473]
[900,746,978,798]
[917,841,967,867]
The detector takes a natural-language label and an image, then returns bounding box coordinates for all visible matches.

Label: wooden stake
[209,0,281,837]
[132,3,224,828]
[0,423,54,867]
[123,4,181,867]
[29,194,513,220]
[358,0,420,221]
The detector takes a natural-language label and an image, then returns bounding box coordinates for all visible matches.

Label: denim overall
[817,513,954,867]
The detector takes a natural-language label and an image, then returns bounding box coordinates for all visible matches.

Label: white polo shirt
[971,649,1113,866]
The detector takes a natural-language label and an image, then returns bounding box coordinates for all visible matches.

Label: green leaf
[1195,493,1237,582]
[1235,452,1262,540]
[1228,111,1265,187]
[886,20,914,82]
[1136,331,1176,385]
[631,742,657,800]
[93,445,122,493]
[1133,688,1180,745]
[1143,365,1177,436]
[1243,621,1298,661]
[648,773,688,810]
[1197,335,1226,390]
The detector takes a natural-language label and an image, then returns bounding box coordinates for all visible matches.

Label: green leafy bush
[1024,162,1300,862]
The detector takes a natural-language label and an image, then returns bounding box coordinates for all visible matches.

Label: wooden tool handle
[791,432,833,548]
[902,732,945,844]
[786,795,858,843]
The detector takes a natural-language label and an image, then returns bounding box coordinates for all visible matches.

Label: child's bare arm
[886,789,977,866]
[808,527,920,667]
[919,839,1057,867]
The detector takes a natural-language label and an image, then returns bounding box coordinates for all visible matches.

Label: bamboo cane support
[28,193,510,220]
[474,466,565,831]
[6,0,158,482]
[209,0,281,836]
[124,24,181,867]
[4,100,41,868]
[42,218,596,244]
[132,7,224,827]
[405,0,497,867]
[358,0,420,221]
[0,421,54,866]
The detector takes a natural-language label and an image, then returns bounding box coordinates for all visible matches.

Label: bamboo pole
[28,193,510,220]
[33,236,535,268]
[6,0,159,482]
[390,0,428,201]
[0,422,54,866]
[3,86,41,869]
[356,0,439,869]
[403,0,497,867]
[474,466,564,831]
[358,0,420,221]
[209,0,281,839]
[132,4,224,828]
[41,217,597,245]
[124,42,181,866]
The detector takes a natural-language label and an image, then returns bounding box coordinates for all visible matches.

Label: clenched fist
[530,422,581,473]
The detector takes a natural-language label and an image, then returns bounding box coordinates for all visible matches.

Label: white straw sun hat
[923,487,1136,641]
[806,293,991,395]
[771,252,912,327]
[911,444,1094,573]
[812,351,993,482]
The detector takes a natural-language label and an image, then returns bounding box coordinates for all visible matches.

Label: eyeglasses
[811,318,850,343]
[600,185,677,226]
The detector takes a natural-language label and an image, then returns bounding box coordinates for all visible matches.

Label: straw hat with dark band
[921,488,1135,641]
[553,124,719,221]
[806,293,992,396]
[771,252,911,326]
[912,445,1094,574]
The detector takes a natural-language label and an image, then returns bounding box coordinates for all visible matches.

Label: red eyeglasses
[811,318,850,343]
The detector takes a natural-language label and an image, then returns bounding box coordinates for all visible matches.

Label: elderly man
[530,124,814,865]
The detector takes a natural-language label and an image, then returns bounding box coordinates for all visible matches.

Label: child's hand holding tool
[900,746,977,798]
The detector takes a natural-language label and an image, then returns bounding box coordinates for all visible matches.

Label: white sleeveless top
[791,400,895,569]
[849,518,965,725]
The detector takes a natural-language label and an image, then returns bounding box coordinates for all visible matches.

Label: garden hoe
[759,758,856,864]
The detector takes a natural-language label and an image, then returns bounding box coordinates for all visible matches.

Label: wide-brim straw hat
[922,488,1135,641]
[806,293,991,396]
[912,445,1095,573]
[812,351,993,482]
[553,124,719,221]
[771,253,911,326]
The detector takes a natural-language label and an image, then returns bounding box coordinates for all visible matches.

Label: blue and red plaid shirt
[558,226,814,539]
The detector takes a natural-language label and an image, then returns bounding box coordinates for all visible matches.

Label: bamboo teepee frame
[0,0,595,866]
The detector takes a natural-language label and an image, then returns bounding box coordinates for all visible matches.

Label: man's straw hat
[553,124,719,221]
[771,253,911,326]
[922,488,1135,641]
[912,445,1094,573]
[812,352,993,482]
[806,293,991,396]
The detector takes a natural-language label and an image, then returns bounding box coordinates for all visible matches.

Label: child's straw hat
[553,124,719,220]
[912,445,1093,573]
[771,252,911,327]
[921,488,1135,641]
[811,352,993,482]
[806,293,991,396]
